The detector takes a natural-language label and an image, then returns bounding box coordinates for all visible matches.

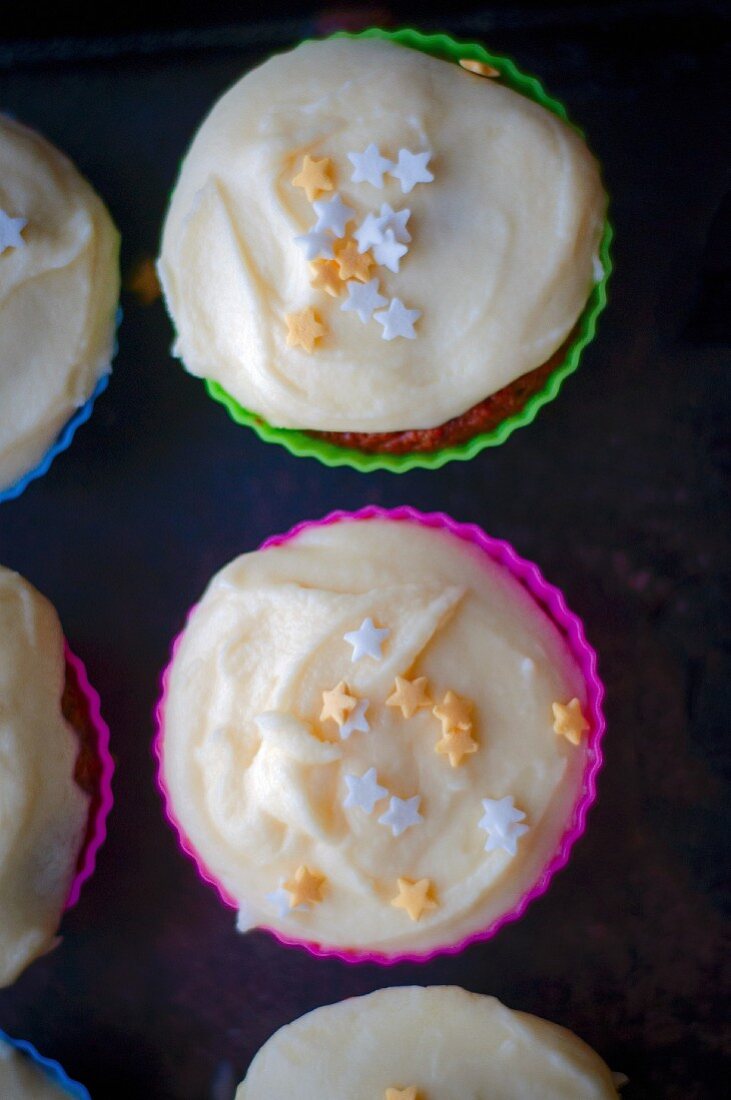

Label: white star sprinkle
[354,211,387,254]
[390,149,434,194]
[374,298,421,341]
[373,227,409,273]
[266,885,305,918]
[341,278,388,323]
[313,192,354,239]
[339,698,371,739]
[348,143,394,188]
[379,795,424,837]
[378,202,411,243]
[343,767,388,814]
[0,210,27,254]
[344,617,390,661]
[294,227,335,261]
[478,796,529,856]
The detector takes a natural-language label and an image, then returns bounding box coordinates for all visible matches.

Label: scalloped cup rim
[0,1029,91,1100]
[154,505,605,965]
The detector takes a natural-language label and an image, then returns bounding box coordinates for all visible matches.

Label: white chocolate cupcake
[159,511,601,958]
[0,116,119,494]
[235,986,621,1099]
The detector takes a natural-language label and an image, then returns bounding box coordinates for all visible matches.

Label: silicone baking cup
[202,27,613,473]
[155,505,605,965]
[0,1030,90,1099]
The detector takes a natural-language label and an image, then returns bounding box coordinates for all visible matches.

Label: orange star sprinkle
[335,239,374,283]
[320,681,358,726]
[309,260,342,297]
[433,690,473,734]
[552,698,589,746]
[435,726,478,767]
[386,1089,419,1100]
[283,865,327,908]
[391,878,438,922]
[291,155,334,202]
[285,307,326,353]
[386,676,432,719]
[126,256,161,305]
[459,57,500,78]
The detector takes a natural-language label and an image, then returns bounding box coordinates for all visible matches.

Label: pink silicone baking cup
[63,643,114,910]
[154,506,605,965]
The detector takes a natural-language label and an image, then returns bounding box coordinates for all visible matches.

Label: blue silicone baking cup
[0,1030,90,1099]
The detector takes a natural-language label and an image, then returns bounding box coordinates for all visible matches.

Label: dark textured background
[0,3,729,1097]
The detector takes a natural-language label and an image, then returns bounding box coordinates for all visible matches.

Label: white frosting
[0,1040,74,1100]
[0,115,119,492]
[0,567,89,988]
[162,519,588,954]
[158,37,606,432]
[236,986,619,1098]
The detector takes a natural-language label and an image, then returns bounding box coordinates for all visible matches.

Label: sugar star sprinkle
[292,155,334,202]
[436,726,478,768]
[313,192,354,238]
[378,202,412,243]
[478,796,529,856]
[0,210,27,254]
[335,239,374,283]
[348,143,393,188]
[343,767,388,814]
[379,795,424,837]
[373,228,409,273]
[459,57,500,78]
[309,259,342,297]
[386,676,432,719]
[354,211,387,254]
[390,149,434,194]
[433,690,473,733]
[283,865,327,908]
[552,698,589,746]
[266,885,306,918]
[341,278,387,323]
[339,698,370,739]
[320,681,358,726]
[344,617,390,661]
[294,227,335,261]
[285,307,326,353]
[385,1089,418,1100]
[391,877,437,922]
[374,298,421,341]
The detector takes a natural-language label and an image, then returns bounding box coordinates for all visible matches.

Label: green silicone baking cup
[204,26,613,473]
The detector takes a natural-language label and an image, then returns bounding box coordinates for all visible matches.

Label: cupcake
[157,507,604,962]
[158,30,610,472]
[0,115,119,502]
[236,986,622,1098]
[0,1032,90,1099]
[0,566,113,988]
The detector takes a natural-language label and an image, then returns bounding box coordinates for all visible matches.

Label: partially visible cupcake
[0,1031,90,1099]
[236,986,622,1098]
[158,30,609,471]
[157,507,604,962]
[0,115,119,502]
[0,566,113,988]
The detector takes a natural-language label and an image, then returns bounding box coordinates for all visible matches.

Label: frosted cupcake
[0,115,119,501]
[0,1032,90,1099]
[0,566,113,988]
[157,507,604,961]
[236,986,622,1098]
[158,31,609,471]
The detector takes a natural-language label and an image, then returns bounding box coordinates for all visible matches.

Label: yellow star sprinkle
[459,57,500,78]
[320,681,358,726]
[391,878,438,922]
[335,238,374,283]
[552,698,589,745]
[309,259,342,297]
[385,1089,419,1100]
[386,676,432,719]
[283,865,327,908]
[291,155,334,202]
[435,726,478,767]
[285,307,326,353]
[433,690,473,733]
